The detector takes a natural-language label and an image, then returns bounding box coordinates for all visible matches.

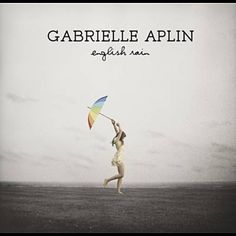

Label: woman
[103,119,126,194]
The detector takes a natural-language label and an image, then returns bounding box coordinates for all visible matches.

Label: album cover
[0,3,235,233]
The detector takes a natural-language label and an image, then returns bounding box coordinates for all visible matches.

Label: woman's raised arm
[116,123,123,140]
[111,119,119,134]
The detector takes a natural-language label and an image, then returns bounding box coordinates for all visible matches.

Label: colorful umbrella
[87,96,112,129]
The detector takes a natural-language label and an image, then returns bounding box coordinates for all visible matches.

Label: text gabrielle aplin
[47,29,194,61]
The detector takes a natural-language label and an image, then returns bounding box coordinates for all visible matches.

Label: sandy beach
[0,182,236,233]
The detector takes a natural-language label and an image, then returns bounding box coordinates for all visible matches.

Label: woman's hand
[111,119,119,134]
[116,123,122,132]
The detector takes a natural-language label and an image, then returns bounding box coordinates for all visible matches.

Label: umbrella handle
[87,106,113,121]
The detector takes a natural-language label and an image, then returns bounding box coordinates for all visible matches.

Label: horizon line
[1,180,236,186]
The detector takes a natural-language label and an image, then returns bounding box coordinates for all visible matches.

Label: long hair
[112,131,126,146]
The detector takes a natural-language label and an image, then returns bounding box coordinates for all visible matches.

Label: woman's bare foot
[103,179,108,187]
[118,191,124,194]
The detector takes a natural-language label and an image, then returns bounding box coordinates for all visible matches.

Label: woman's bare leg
[104,172,122,186]
[104,163,124,190]
[117,164,124,194]
[117,178,123,194]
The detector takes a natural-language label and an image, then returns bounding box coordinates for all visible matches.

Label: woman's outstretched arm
[116,123,123,140]
[111,119,119,134]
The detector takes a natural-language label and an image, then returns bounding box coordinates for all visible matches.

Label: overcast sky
[0,3,236,185]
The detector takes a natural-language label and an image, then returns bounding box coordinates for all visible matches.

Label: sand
[0,182,236,233]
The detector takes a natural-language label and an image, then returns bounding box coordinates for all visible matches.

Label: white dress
[111,140,124,167]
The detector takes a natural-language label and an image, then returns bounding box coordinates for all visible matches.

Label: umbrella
[87,96,112,129]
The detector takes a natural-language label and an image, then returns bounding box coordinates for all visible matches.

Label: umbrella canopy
[88,96,108,129]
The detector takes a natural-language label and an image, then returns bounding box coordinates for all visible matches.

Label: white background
[0,3,235,185]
